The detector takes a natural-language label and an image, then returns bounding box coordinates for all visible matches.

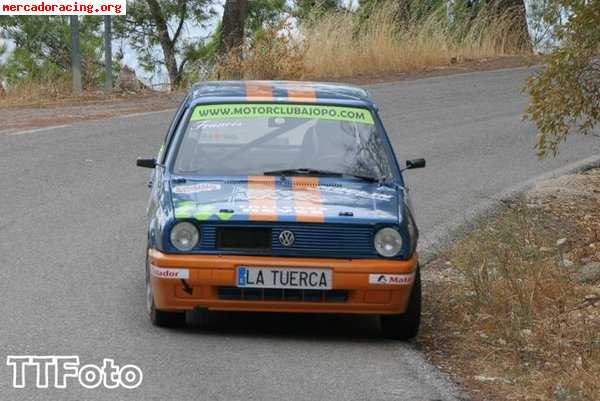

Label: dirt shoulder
[0,91,184,135]
[419,169,600,401]
[339,55,535,85]
[0,55,534,135]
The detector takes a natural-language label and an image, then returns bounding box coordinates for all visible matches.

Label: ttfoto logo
[6,356,143,389]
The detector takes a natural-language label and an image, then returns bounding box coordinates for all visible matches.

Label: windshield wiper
[264,168,379,182]
[264,168,340,177]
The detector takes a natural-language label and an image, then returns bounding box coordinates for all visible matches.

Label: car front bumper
[148,249,418,315]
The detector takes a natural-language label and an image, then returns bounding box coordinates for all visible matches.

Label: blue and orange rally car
[137,81,425,339]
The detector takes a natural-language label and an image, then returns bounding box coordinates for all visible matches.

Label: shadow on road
[174,310,394,343]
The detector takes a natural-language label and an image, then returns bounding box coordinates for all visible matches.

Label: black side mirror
[136,158,157,169]
[406,158,426,170]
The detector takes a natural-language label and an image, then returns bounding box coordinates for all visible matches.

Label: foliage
[114,0,215,88]
[0,16,102,88]
[179,0,287,84]
[212,20,305,80]
[449,0,488,22]
[356,0,444,26]
[247,0,288,39]
[294,0,341,20]
[525,0,600,157]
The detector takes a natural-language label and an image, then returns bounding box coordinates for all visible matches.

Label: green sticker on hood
[218,210,235,220]
[174,201,195,219]
[194,205,215,221]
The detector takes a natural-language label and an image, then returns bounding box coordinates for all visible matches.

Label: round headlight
[170,222,199,251]
[374,227,403,258]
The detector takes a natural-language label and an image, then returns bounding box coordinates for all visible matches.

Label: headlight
[170,222,199,251]
[374,227,403,258]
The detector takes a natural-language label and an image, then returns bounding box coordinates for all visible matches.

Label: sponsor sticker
[150,265,189,280]
[316,185,394,201]
[237,186,393,202]
[172,183,221,194]
[194,121,243,129]
[368,273,414,286]
[190,103,375,125]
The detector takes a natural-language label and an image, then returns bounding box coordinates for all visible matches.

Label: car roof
[190,80,373,104]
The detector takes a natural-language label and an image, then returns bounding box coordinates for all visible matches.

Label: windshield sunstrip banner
[190,104,375,125]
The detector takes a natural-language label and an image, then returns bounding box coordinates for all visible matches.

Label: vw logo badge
[278,230,295,247]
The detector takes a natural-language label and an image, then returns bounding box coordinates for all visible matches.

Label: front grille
[271,226,374,257]
[218,287,348,303]
[198,224,376,259]
[216,227,272,250]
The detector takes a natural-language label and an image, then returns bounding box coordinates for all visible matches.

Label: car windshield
[172,103,394,180]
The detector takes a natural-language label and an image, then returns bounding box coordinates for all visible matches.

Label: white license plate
[236,267,332,290]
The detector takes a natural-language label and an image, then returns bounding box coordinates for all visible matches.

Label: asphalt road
[1,67,599,401]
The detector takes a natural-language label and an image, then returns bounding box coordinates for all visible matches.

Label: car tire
[146,256,185,328]
[380,265,421,341]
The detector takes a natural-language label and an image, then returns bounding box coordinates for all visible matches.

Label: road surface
[1,67,599,401]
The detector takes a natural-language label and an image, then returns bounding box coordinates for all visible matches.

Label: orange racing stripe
[245,82,273,101]
[286,87,317,103]
[247,176,278,221]
[292,177,324,223]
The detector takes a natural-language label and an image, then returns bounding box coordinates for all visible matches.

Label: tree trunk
[493,0,532,51]
[146,0,181,89]
[218,0,248,56]
[162,42,181,89]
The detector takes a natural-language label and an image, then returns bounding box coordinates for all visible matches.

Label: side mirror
[406,158,426,170]
[136,158,157,169]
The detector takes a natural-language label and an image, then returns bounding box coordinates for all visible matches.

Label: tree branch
[172,0,187,44]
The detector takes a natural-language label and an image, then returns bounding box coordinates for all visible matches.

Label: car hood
[169,177,401,225]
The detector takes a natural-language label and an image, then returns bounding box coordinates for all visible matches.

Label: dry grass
[420,170,600,401]
[0,76,75,107]
[0,77,170,110]
[302,5,526,78]
[215,2,529,81]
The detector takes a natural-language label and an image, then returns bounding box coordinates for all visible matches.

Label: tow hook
[180,279,193,295]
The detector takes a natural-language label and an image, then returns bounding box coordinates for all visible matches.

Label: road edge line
[420,153,600,264]
[5,108,176,137]
[366,64,540,89]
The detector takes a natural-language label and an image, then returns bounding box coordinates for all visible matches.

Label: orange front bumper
[148,249,418,315]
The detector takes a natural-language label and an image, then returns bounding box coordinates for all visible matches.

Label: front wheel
[380,265,421,340]
[146,256,185,327]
